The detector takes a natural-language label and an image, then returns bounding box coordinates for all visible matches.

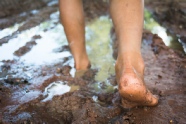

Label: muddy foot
[116,52,158,108]
[75,69,88,78]
[75,64,91,78]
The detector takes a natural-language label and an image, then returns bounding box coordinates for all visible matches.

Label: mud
[145,0,186,53]
[0,0,186,124]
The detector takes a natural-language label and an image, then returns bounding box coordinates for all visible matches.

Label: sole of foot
[118,69,159,108]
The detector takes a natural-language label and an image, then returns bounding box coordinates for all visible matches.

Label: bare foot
[115,52,158,108]
[74,54,91,70]
[75,66,91,78]
[74,54,91,78]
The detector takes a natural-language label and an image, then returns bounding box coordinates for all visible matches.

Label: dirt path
[0,1,186,124]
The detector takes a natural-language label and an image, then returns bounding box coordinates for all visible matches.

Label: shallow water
[0,23,22,39]
[86,16,115,82]
[144,10,185,53]
[0,13,71,64]
[42,81,71,102]
[0,12,116,102]
[0,13,115,80]
[42,81,80,102]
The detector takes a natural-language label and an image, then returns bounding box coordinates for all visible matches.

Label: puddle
[47,0,58,7]
[0,13,117,104]
[0,15,117,96]
[92,79,117,93]
[92,95,98,102]
[42,81,79,102]
[0,23,23,39]
[10,83,42,104]
[18,90,41,104]
[144,10,185,53]
[20,24,71,65]
[179,38,186,53]
[0,12,71,65]
[86,16,115,82]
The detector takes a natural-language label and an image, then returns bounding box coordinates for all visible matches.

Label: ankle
[116,51,145,74]
[74,55,90,70]
[75,62,90,70]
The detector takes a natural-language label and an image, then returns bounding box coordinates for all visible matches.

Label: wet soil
[0,0,186,124]
[145,0,186,52]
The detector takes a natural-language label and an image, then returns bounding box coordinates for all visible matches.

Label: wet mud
[0,0,186,124]
[145,0,186,52]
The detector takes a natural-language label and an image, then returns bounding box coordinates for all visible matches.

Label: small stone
[170,120,173,123]
[15,79,21,83]
[123,115,129,120]
[26,89,29,93]
[158,75,162,79]
[56,68,61,73]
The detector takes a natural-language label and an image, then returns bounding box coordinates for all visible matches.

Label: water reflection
[0,14,119,95]
[0,23,22,39]
[86,16,115,82]
[144,10,185,53]
[18,90,41,103]
[0,13,114,101]
[20,24,71,65]
[0,12,70,64]
[179,38,186,53]
[91,79,117,93]
[42,81,79,102]
[42,81,71,102]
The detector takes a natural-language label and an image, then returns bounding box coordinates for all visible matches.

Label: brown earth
[0,0,186,124]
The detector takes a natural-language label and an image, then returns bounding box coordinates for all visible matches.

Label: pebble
[56,68,61,73]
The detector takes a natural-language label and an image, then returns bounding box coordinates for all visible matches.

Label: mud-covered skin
[115,50,158,108]
[111,30,186,123]
[0,0,186,124]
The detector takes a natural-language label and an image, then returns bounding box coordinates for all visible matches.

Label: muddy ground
[0,0,186,124]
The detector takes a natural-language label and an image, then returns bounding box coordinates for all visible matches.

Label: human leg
[110,0,158,108]
[59,0,90,70]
